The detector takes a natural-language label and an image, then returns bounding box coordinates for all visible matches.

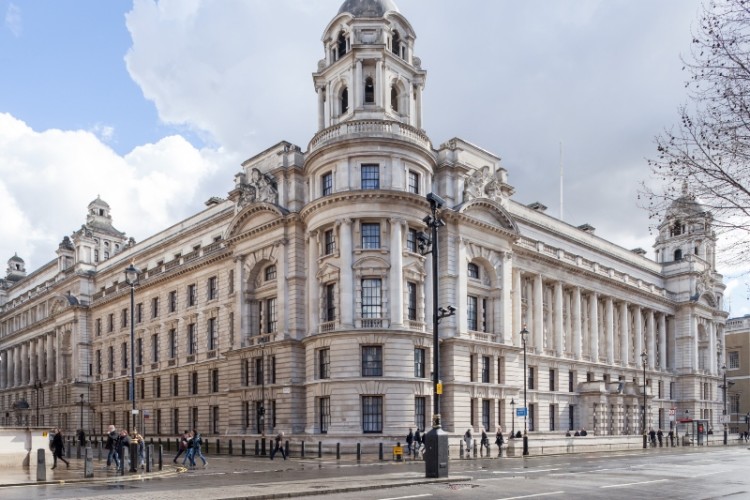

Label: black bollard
[356,443,361,461]
[130,442,139,472]
[285,440,289,458]
[336,442,341,460]
[318,441,322,458]
[261,437,267,456]
[379,442,383,461]
[242,439,246,456]
[229,439,233,455]
[255,439,259,456]
[158,445,164,471]
[301,441,305,458]
[37,449,46,482]
[216,439,221,455]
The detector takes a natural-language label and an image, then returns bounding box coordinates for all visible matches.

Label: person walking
[132,429,146,469]
[182,431,195,467]
[649,428,657,448]
[480,429,490,456]
[413,429,423,459]
[405,428,414,455]
[174,430,189,463]
[463,429,473,457]
[495,427,504,457]
[270,431,287,460]
[50,428,70,469]
[657,428,664,447]
[116,429,131,472]
[191,429,208,467]
[105,425,120,470]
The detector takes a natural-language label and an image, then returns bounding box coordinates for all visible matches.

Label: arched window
[337,32,347,59]
[674,249,683,261]
[365,77,375,104]
[391,86,398,111]
[671,221,682,236]
[392,31,401,56]
[340,87,349,114]
[468,263,480,279]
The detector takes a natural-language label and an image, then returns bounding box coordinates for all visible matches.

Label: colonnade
[0,331,57,389]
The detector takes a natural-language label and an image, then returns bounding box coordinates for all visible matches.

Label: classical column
[512,269,522,347]
[46,334,55,383]
[235,256,247,341]
[605,297,614,365]
[317,86,325,130]
[308,231,320,334]
[554,282,564,357]
[533,274,544,353]
[620,302,630,367]
[572,287,582,360]
[354,59,362,108]
[14,345,21,387]
[659,314,667,371]
[389,219,404,327]
[564,290,572,354]
[589,292,599,363]
[375,60,383,107]
[340,219,354,328]
[634,306,643,360]
[457,237,468,333]
[499,254,512,344]
[0,350,5,389]
[647,311,656,370]
[415,84,423,129]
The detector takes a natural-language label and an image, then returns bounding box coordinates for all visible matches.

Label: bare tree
[644,0,750,268]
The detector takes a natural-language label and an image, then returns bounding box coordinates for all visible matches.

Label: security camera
[447,305,456,314]
[426,192,446,209]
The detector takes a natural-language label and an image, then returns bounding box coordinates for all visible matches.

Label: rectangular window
[549,404,556,431]
[208,276,217,300]
[318,348,330,379]
[271,356,276,384]
[730,393,741,414]
[151,297,159,318]
[121,308,128,328]
[361,164,380,189]
[361,278,382,318]
[406,228,418,252]
[108,314,114,333]
[96,318,102,336]
[265,265,276,281]
[467,295,478,330]
[480,356,490,383]
[408,170,419,194]
[211,369,219,393]
[169,290,177,313]
[568,370,574,392]
[362,395,383,433]
[96,350,102,374]
[470,398,476,427]
[319,397,331,434]
[136,303,143,323]
[208,317,217,351]
[187,323,196,355]
[414,348,425,378]
[255,358,263,386]
[729,351,740,370]
[168,329,177,359]
[415,396,426,432]
[188,284,197,307]
[568,405,575,431]
[266,298,277,333]
[362,345,383,377]
[324,229,336,255]
[154,377,161,398]
[324,284,336,322]
[482,399,491,431]
[670,381,675,400]
[122,342,128,369]
[549,368,556,392]
[322,172,333,196]
[470,354,476,382]
[191,371,199,395]
[229,270,235,294]
[407,282,417,321]
[172,408,180,435]
[658,380,663,399]
[172,374,179,396]
[108,346,114,372]
[136,338,143,366]
[361,223,380,249]
[528,366,535,390]
[152,334,159,362]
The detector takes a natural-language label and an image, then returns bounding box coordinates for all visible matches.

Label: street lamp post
[125,263,140,432]
[419,192,454,479]
[259,339,267,454]
[721,364,729,445]
[34,380,43,426]
[641,351,647,449]
[79,393,84,436]
[510,398,515,438]
[520,327,529,456]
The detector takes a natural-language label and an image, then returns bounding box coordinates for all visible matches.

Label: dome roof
[88,195,110,210]
[9,253,23,263]
[667,182,706,218]
[338,0,399,17]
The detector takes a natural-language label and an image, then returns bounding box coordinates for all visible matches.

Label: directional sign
[516,407,527,417]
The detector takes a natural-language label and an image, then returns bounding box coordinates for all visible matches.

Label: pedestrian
[270,431,287,460]
[132,429,145,469]
[649,428,657,447]
[77,429,86,447]
[182,431,195,467]
[174,430,189,463]
[668,429,674,447]
[463,429,473,457]
[116,429,131,472]
[495,427,504,457]
[406,428,414,455]
[481,429,490,456]
[191,429,208,467]
[413,429,423,459]
[105,424,120,469]
[657,428,663,447]
[51,428,70,469]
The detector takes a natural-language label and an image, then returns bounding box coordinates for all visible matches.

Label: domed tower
[71,196,129,266]
[5,254,26,282]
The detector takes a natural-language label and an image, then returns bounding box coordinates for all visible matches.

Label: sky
[1,0,747,316]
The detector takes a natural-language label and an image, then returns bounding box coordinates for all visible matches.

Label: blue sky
[1,0,747,316]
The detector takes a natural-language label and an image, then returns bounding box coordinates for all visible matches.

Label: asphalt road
[1,446,748,499]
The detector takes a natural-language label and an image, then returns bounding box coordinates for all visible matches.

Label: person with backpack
[173,430,189,464]
[115,429,131,472]
[105,424,120,470]
[270,431,287,460]
[191,429,208,467]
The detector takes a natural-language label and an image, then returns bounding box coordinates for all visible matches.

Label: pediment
[457,199,519,235]
[353,255,390,272]
[226,203,285,240]
[317,262,341,279]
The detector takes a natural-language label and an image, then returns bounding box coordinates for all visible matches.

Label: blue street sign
[516,407,527,417]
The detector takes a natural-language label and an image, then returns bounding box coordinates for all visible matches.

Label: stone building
[0,0,728,442]
[725,315,750,434]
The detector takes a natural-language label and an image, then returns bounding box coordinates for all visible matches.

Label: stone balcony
[308,119,432,153]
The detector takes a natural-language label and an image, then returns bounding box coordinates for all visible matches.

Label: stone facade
[0,0,728,442]
[725,315,750,433]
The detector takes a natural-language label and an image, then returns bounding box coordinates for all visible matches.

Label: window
[151,297,159,318]
[361,223,380,249]
[229,270,234,294]
[674,249,683,261]
[265,265,276,281]
[415,396,426,432]
[265,298,277,333]
[549,369,556,392]
[107,314,114,333]
[324,229,336,255]
[482,399,491,431]
[322,172,333,196]
[470,354,476,382]
[136,338,143,366]
[340,87,349,114]
[549,404,556,431]
[406,228,418,252]
[172,374,179,396]
[191,372,199,395]
[568,370,574,392]
[467,295,478,330]
[407,282,417,321]
[529,404,536,432]
[392,31,401,55]
[320,397,331,434]
[361,278,382,318]
[96,350,102,374]
[324,284,336,322]
[173,408,180,435]
[255,358,263,386]
[468,263,480,279]
[270,356,277,384]
[362,396,383,433]
[361,165,380,189]
[362,346,383,377]
[121,308,128,328]
[414,348,425,378]
[211,369,219,393]
[391,86,399,111]
[364,77,375,104]
[336,31,347,58]
[208,317,217,351]
[169,290,177,313]
[408,170,419,194]
[318,348,330,379]
[208,276,217,300]
[730,393,740,414]
[187,323,196,355]
[482,356,490,383]
[108,346,114,372]
[729,351,740,369]
[187,284,197,307]
[96,318,102,336]
[136,303,143,323]
[152,334,159,362]
[528,366,535,390]
[154,377,161,398]
[121,342,128,369]
[168,329,176,359]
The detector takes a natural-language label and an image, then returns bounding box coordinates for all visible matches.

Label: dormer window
[337,31,347,59]
[392,31,401,56]
[674,249,683,261]
[365,77,375,104]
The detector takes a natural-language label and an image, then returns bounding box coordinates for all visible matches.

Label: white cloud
[90,123,116,144]
[0,112,224,270]
[4,2,21,37]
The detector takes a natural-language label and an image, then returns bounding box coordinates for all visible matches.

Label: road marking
[600,479,670,489]
[378,494,432,500]
[692,471,723,477]
[495,491,566,500]
[493,468,560,474]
